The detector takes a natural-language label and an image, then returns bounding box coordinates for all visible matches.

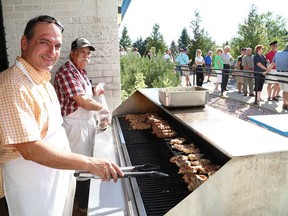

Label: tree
[146,23,167,55]
[189,10,215,62]
[177,28,190,50]
[230,5,288,57]
[169,40,178,61]
[263,12,288,47]
[133,37,146,56]
[119,25,132,50]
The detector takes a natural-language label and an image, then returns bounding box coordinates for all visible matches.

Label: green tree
[169,40,178,61]
[263,12,288,47]
[133,37,146,56]
[230,5,288,56]
[119,25,132,50]
[177,28,191,50]
[189,10,215,62]
[146,23,167,55]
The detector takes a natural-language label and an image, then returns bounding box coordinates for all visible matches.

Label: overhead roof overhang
[118,0,131,24]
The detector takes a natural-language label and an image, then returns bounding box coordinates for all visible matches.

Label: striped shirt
[0,56,56,198]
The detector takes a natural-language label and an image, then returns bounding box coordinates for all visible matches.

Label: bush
[120,54,180,101]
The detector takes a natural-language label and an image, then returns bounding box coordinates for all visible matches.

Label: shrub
[120,54,180,101]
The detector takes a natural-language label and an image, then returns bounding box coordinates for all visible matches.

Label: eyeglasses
[273,44,278,47]
[34,15,64,33]
[24,15,64,37]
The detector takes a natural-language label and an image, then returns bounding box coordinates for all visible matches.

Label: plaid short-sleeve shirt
[0,56,56,198]
[54,60,90,116]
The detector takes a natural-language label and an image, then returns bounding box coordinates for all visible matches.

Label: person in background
[267,43,288,110]
[163,49,173,62]
[195,49,205,87]
[204,50,213,82]
[241,47,255,97]
[214,48,224,92]
[175,48,192,86]
[132,47,141,57]
[0,15,123,216]
[235,48,246,94]
[54,38,110,213]
[265,40,281,101]
[119,46,127,56]
[144,49,152,59]
[220,45,233,96]
[253,44,267,103]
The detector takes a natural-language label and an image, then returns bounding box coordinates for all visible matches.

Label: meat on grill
[123,113,177,138]
[169,137,187,145]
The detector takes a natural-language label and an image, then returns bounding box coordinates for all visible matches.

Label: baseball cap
[269,40,278,46]
[71,38,95,51]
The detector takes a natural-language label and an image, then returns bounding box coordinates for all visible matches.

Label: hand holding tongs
[74,163,169,179]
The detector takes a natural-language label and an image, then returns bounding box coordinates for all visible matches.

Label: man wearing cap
[265,40,281,101]
[175,48,192,86]
[54,38,105,212]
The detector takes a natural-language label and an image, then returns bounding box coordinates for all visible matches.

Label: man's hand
[87,158,124,182]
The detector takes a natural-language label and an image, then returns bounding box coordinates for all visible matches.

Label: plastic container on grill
[158,86,209,107]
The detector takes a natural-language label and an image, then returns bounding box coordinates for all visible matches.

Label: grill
[89,88,288,216]
[114,111,229,216]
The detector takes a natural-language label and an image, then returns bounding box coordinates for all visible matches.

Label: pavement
[181,74,287,114]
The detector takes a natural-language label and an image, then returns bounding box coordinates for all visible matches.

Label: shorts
[265,69,278,84]
[215,70,222,83]
[276,71,288,91]
[236,72,243,83]
[182,66,190,76]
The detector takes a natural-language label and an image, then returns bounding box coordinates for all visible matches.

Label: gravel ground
[207,94,275,121]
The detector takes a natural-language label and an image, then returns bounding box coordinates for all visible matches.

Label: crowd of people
[174,42,288,110]
[120,43,288,111]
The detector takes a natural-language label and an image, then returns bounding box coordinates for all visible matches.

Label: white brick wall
[2,0,121,111]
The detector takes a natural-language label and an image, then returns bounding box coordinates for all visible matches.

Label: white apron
[63,61,96,157]
[2,61,76,216]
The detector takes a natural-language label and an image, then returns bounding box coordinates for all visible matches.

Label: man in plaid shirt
[54,38,109,213]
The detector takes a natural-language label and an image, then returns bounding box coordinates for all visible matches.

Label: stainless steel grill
[89,88,288,216]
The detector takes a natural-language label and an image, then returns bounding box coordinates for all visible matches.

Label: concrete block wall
[2,0,121,111]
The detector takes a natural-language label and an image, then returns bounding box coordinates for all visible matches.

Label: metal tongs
[74,163,169,179]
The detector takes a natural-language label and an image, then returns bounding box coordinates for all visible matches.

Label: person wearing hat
[265,40,281,101]
[54,38,109,213]
[175,48,192,86]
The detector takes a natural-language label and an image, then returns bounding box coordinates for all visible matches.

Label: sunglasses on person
[24,15,64,36]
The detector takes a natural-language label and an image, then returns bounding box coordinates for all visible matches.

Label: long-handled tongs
[74,163,169,179]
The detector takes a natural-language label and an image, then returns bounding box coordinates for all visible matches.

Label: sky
[119,0,288,45]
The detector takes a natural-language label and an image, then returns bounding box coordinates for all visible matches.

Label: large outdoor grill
[88,88,288,216]
[113,112,229,215]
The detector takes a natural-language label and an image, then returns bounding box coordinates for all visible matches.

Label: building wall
[2,0,121,111]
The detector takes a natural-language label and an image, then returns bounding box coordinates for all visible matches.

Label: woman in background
[195,49,205,86]
[214,48,224,92]
[253,44,267,103]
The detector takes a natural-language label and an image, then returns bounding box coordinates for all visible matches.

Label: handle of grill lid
[74,171,169,179]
